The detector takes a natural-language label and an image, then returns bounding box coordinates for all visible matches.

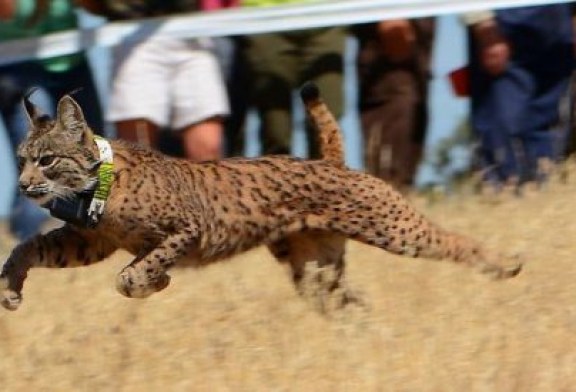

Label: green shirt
[0,0,81,72]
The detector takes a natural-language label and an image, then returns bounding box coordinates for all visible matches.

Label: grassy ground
[1,166,576,392]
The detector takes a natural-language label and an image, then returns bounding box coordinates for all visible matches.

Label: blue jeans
[469,5,574,183]
[0,58,103,240]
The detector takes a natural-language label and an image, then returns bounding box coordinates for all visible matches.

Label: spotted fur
[0,85,522,312]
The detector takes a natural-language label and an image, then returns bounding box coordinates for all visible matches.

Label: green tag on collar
[87,136,114,225]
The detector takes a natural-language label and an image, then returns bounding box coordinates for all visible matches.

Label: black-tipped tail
[300,81,320,102]
[299,80,345,167]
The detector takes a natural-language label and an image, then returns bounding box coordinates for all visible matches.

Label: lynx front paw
[116,268,171,298]
[1,289,22,311]
[0,274,21,311]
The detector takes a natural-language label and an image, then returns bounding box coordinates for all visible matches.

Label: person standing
[77,0,230,162]
[464,5,574,184]
[240,0,347,158]
[353,18,436,192]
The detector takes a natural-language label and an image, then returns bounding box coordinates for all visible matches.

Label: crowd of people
[0,0,575,242]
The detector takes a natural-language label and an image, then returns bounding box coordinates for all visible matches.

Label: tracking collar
[44,135,115,228]
[88,136,114,224]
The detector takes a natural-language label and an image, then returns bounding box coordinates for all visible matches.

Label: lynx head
[16,93,101,206]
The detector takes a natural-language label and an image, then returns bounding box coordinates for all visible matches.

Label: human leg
[355,20,434,189]
[107,38,171,146]
[244,33,299,155]
[474,69,533,182]
[115,119,160,148]
[224,37,251,157]
[302,27,345,158]
[360,70,423,189]
[489,5,574,182]
[172,42,229,161]
[181,116,224,161]
[519,58,573,179]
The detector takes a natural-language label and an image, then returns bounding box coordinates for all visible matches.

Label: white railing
[0,0,571,66]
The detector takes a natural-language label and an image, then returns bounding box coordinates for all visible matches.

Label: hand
[377,19,416,63]
[472,19,511,76]
[480,42,511,76]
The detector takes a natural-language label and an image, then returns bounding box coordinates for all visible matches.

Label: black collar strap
[44,136,114,228]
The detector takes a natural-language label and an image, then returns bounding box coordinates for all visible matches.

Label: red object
[448,66,470,97]
[200,0,240,10]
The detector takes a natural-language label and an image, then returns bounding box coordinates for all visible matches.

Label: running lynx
[0,83,522,312]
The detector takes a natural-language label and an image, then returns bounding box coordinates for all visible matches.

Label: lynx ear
[23,88,45,129]
[56,95,93,143]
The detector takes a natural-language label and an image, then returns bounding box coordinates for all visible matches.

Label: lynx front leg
[0,225,117,311]
[116,233,193,298]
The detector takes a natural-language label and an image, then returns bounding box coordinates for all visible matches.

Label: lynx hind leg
[353,216,523,281]
[410,229,523,280]
[269,231,365,314]
[319,175,523,280]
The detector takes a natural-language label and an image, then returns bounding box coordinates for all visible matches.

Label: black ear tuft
[24,88,39,117]
[23,88,46,127]
[67,87,84,98]
[300,81,320,103]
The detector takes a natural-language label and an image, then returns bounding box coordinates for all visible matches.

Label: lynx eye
[38,156,56,167]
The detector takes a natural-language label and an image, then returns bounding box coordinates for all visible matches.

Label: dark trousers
[243,27,346,158]
[355,18,435,190]
[470,5,574,183]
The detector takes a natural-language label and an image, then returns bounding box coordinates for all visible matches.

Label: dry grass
[2,164,576,392]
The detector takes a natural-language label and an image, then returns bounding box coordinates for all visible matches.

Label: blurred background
[0,8,472,217]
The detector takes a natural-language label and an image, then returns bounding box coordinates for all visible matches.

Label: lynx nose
[18,180,31,192]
